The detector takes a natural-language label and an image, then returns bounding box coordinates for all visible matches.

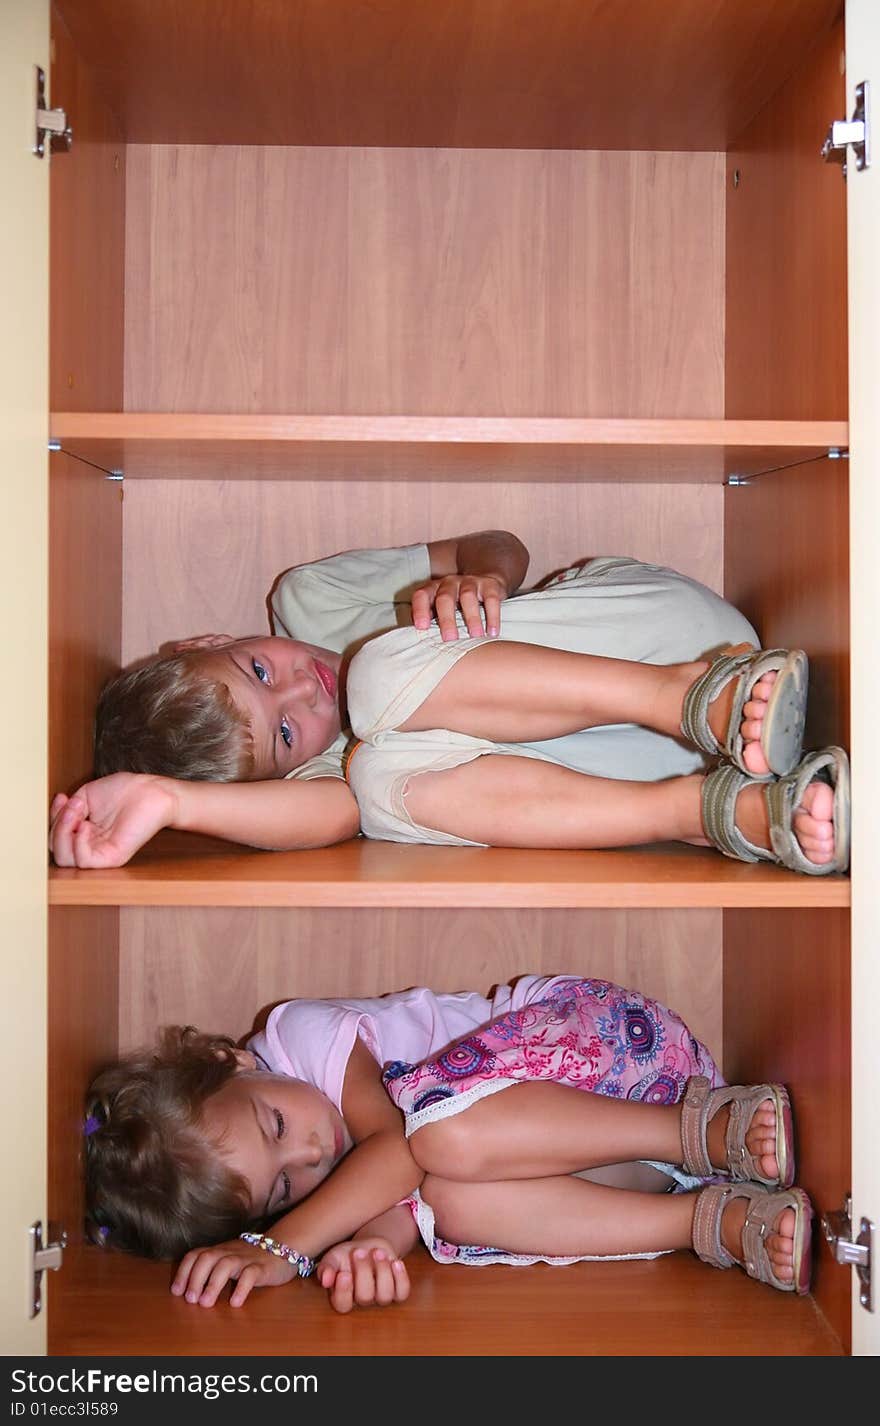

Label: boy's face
[201,1069,353,1221]
[204,636,343,779]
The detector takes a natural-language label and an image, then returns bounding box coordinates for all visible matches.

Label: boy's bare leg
[410,1081,782,1184]
[420,1173,796,1280]
[403,756,836,865]
[399,641,775,774]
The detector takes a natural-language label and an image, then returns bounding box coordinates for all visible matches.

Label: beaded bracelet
[239,1232,315,1278]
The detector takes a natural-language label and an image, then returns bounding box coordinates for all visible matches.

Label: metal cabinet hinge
[822,80,870,176]
[34,66,72,157]
[28,1220,66,1319]
[822,1195,874,1312]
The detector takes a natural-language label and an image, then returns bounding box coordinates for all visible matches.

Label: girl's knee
[409,1113,486,1179]
[419,1173,467,1244]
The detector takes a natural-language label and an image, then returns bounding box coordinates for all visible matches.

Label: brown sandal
[691,1182,813,1294]
[681,1074,795,1188]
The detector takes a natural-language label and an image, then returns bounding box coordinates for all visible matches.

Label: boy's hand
[318,1238,410,1314]
[49,772,177,868]
[411,572,509,642]
[171,1239,297,1309]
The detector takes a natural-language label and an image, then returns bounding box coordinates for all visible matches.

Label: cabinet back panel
[124,146,723,418]
[119,907,722,1066]
[120,479,723,664]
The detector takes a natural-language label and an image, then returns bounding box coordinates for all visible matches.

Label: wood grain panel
[53,0,841,152]
[726,18,847,419]
[48,907,119,1249]
[124,146,723,418]
[724,458,849,751]
[51,1241,842,1356]
[48,452,122,796]
[50,2,125,412]
[120,478,724,663]
[119,907,722,1059]
[723,908,850,1352]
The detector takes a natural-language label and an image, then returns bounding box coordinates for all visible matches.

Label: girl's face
[201,1071,353,1221]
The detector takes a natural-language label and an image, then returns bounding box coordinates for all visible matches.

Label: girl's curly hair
[84,1026,253,1261]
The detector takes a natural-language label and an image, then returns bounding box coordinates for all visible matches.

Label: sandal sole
[790,1186,814,1295]
[761,650,808,777]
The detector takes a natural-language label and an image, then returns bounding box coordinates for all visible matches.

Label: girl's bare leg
[410,1081,782,1184]
[404,755,837,866]
[420,1173,797,1281]
[400,639,776,774]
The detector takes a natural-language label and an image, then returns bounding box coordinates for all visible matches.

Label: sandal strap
[680,1076,787,1183]
[680,1075,713,1176]
[694,1183,812,1291]
[765,746,850,875]
[741,1188,807,1289]
[701,764,774,863]
[680,648,791,773]
[722,1084,790,1184]
[691,1185,737,1269]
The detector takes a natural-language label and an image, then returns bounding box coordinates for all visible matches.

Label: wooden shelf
[48,836,850,909]
[50,413,848,483]
[51,1241,842,1357]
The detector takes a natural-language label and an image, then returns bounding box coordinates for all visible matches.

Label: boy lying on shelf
[48,529,849,875]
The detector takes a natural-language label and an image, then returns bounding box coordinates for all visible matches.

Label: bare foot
[720,1197,796,1285]
[706,1097,781,1182]
[677,644,775,777]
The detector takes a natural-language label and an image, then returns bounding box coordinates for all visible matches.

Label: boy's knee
[409,1113,486,1179]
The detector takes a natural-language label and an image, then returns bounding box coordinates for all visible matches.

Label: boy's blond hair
[94,651,254,782]
[84,1027,256,1260]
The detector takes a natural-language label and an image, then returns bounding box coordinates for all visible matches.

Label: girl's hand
[411,572,509,642]
[171,1238,298,1309]
[318,1238,410,1314]
[49,773,178,868]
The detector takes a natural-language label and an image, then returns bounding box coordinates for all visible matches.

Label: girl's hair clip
[83,1113,102,1137]
[97,1225,110,1241]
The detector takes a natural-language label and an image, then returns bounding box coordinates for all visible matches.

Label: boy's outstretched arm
[418,529,529,641]
[49,771,360,868]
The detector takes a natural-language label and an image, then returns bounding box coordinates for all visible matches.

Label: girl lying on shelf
[84,973,813,1313]
[49,530,849,874]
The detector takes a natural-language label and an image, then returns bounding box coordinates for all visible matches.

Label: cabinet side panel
[48,909,119,1260]
[723,908,850,1352]
[50,1,125,411]
[724,461,849,751]
[119,907,723,1068]
[124,146,723,419]
[726,19,847,419]
[49,453,122,794]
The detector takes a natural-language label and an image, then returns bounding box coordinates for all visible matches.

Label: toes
[793,779,836,865]
[746,1102,779,1181]
[742,740,770,776]
[765,1207,797,1281]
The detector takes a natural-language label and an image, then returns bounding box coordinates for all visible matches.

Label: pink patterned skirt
[382,976,723,1266]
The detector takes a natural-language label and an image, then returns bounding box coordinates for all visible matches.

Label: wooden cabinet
[45,0,859,1355]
